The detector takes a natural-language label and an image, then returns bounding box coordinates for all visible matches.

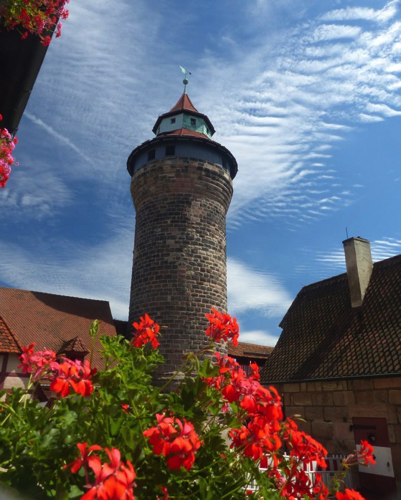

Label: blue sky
[2,0,401,346]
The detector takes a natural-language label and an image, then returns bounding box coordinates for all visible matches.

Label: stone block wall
[128,158,233,380]
[275,377,401,491]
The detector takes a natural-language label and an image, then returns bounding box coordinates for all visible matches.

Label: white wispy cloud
[358,113,384,123]
[239,330,279,347]
[314,236,401,271]
[321,2,399,24]
[227,258,292,317]
[10,0,400,228]
[190,0,401,226]
[0,226,134,319]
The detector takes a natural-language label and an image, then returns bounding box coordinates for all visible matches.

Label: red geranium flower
[132,313,160,349]
[336,489,366,500]
[50,359,95,397]
[205,308,239,346]
[68,444,135,500]
[144,413,202,471]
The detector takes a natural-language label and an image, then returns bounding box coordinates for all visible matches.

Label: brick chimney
[342,237,373,308]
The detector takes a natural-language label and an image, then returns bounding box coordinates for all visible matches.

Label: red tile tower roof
[169,93,199,113]
[0,287,117,369]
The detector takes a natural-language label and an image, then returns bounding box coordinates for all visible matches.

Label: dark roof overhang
[0,20,53,135]
[127,133,238,179]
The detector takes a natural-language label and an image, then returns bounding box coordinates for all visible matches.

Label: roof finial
[180,66,191,94]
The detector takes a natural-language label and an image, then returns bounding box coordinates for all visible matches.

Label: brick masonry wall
[275,377,401,490]
[128,157,233,380]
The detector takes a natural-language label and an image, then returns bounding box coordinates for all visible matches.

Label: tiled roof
[59,336,89,355]
[0,316,20,353]
[169,93,199,113]
[114,319,129,338]
[158,129,210,140]
[228,341,273,359]
[261,254,401,383]
[0,287,117,369]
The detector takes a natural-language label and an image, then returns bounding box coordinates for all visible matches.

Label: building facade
[261,238,401,498]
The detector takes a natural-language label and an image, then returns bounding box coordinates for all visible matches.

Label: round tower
[127,90,237,380]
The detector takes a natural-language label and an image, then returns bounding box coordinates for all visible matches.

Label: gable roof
[0,287,117,369]
[0,315,21,353]
[228,341,273,360]
[260,254,401,384]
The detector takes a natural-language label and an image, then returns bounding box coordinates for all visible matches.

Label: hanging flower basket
[0,0,69,45]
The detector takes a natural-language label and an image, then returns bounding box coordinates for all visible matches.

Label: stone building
[261,237,401,498]
[126,91,237,380]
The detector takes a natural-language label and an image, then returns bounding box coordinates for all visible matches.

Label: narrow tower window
[165,145,175,156]
[190,118,196,127]
[147,150,155,161]
[170,118,176,124]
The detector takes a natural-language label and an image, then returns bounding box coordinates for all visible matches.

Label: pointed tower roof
[169,93,199,113]
[152,93,215,137]
[127,92,238,179]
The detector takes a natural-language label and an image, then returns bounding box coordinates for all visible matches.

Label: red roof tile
[158,129,210,140]
[261,254,401,383]
[228,341,273,359]
[0,316,20,353]
[59,336,89,355]
[170,93,199,113]
[0,287,117,369]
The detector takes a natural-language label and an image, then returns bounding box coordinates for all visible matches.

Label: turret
[127,88,237,381]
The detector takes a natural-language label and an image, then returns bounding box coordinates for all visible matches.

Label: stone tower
[127,91,237,380]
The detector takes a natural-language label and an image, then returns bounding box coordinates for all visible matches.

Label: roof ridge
[0,286,110,304]
[235,341,273,348]
[300,252,401,293]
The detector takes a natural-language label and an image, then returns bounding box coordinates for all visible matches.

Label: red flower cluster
[0,0,70,45]
[336,489,366,500]
[50,359,96,397]
[132,313,160,349]
[18,344,96,397]
[205,308,239,346]
[143,413,202,471]
[206,352,283,420]
[67,443,135,500]
[204,352,331,499]
[0,115,17,189]
[18,343,58,381]
[345,440,375,468]
[276,419,329,499]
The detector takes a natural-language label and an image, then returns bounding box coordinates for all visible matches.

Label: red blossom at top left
[0,114,18,189]
[0,0,70,45]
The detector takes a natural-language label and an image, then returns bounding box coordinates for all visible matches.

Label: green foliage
[0,320,361,499]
